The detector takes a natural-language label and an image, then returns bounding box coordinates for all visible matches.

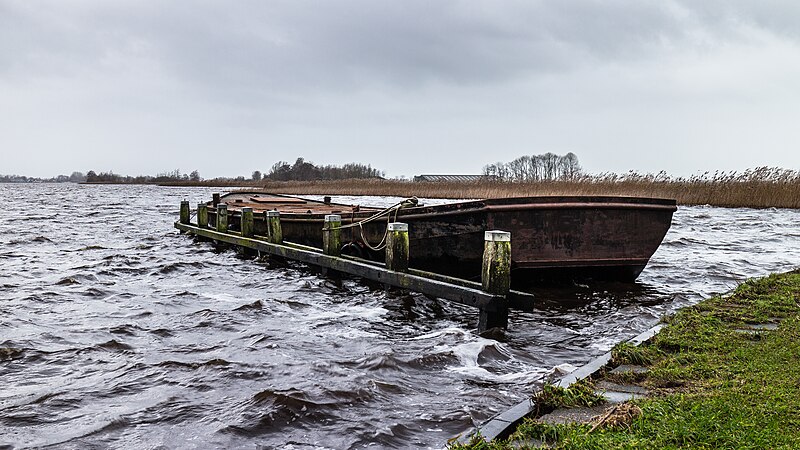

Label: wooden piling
[239,207,257,257]
[241,207,254,238]
[385,222,409,272]
[323,214,341,257]
[175,220,532,332]
[212,193,220,207]
[266,210,282,244]
[480,230,511,330]
[179,200,190,225]
[197,203,208,228]
[216,203,228,233]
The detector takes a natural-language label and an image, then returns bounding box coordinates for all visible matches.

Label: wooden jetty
[176,200,536,333]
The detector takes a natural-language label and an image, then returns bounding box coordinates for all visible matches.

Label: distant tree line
[3,157,386,185]
[0,172,86,183]
[77,158,385,184]
[483,152,582,181]
[265,157,385,181]
[84,169,201,183]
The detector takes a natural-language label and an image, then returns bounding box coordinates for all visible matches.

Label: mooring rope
[323,197,418,252]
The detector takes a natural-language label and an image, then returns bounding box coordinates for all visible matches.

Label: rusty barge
[203,192,676,284]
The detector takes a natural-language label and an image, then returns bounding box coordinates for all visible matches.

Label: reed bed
[245,167,800,209]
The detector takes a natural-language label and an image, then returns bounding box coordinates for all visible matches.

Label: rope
[323,197,418,252]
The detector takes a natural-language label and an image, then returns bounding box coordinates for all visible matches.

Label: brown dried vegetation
[242,166,800,209]
[162,166,800,208]
[589,403,643,433]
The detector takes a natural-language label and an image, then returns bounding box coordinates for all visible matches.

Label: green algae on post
[385,222,409,273]
[322,214,341,257]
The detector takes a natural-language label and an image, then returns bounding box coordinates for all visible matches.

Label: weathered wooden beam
[197,203,209,228]
[216,203,228,233]
[175,221,505,312]
[385,222,409,272]
[179,200,190,226]
[266,210,282,244]
[241,207,254,238]
[405,266,536,311]
[239,207,257,257]
[323,214,341,257]
[480,230,511,330]
[482,231,512,295]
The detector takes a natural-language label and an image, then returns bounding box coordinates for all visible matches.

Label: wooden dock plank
[175,221,506,312]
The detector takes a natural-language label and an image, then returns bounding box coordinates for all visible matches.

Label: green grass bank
[453,269,800,449]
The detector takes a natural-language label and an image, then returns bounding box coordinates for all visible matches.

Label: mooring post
[197,203,208,228]
[385,222,409,272]
[323,214,342,257]
[238,207,257,257]
[266,210,282,244]
[216,203,228,233]
[212,193,220,207]
[179,200,190,226]
[241,207,254,238]
[480,230,511,331]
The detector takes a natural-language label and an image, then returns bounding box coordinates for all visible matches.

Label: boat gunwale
[215,192,678,222]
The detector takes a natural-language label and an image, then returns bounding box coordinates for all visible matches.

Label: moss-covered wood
[179,200,190,225]
[266,210,283,244]
[197,203,209,228]
[174,219,543,333]
[216,203,228,233]
[481,231,511,295]
[323,214,341,257]
[479,231,511,330]
[175,220,505,311]
[386,222,409,272]
[241,207,254,238]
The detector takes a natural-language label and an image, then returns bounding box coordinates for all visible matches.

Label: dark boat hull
[210,193,676,284]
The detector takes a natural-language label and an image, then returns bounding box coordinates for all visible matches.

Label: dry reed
[168,167,800,209]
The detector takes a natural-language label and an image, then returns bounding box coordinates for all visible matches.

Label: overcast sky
[2,1,800,178]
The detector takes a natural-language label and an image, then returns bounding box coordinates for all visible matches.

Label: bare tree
[541,152,559,180]
[486,152,582,181]
[559,152,581,180]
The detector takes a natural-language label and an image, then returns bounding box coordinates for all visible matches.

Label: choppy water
[1,184,798,449]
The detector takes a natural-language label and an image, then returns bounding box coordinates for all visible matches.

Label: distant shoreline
[169,178,798,209]
[8,178,798,209]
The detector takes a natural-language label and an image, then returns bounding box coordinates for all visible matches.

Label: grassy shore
[452,269,800,449]
[163,168,800,209]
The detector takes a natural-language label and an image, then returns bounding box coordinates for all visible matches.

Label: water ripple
[1,183,798,447]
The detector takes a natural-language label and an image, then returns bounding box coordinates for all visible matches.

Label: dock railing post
[212,193,220,207]
[197,203,208,228]
[385,222,409,272]
[241,207,254,238]
[216,203,228,233]
[239,207,257,257]
[266,210,282,244]
[179,200,190,226]
[480,230,511,331]
[323,215,342,257]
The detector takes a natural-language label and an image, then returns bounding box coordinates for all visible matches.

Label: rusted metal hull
[209,192,676,284]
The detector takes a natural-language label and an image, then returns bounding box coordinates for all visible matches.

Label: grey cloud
[7,1,797,95]
[3,1,800,178]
